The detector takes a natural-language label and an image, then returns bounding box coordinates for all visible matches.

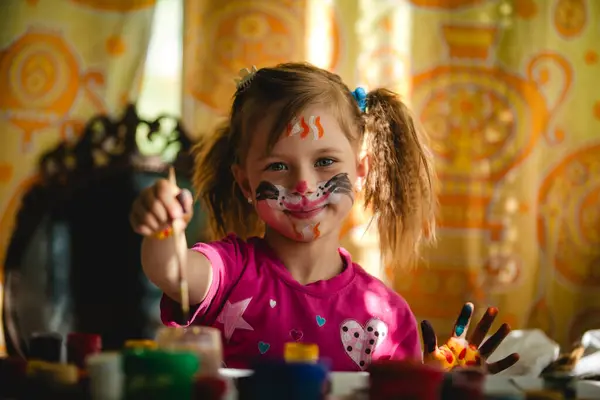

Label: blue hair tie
[351,87,367,112]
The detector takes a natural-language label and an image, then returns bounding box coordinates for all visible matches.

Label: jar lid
[29,332,63,362]
[27,360,49,376]
[125,339,157,350]
[45,363,79,384]
[67,333,102,350]
[284,342,319,363]
[87,352,122,369]
[123,349,199,377]
[155,327,221,348]
[522,390,564,400]
[27,361,78,384]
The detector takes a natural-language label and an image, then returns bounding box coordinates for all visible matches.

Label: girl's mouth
[285,206,326,220]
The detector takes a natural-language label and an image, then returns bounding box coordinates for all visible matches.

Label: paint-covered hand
[420,302,520,374]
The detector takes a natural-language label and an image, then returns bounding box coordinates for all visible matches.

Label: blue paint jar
[239,360,329,400]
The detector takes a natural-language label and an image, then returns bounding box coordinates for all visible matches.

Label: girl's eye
[315,158,335,168]
[266,162,287,171]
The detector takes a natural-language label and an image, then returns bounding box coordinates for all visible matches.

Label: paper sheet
[487,329,600,378]
[486,329,560,377]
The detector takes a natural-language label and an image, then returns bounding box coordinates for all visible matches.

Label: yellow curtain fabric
[181,0,600,348]
[395,0,600,349]
[0,0,156,355]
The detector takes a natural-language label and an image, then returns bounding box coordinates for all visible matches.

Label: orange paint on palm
[426,345,454,370]
[427,337,482,370]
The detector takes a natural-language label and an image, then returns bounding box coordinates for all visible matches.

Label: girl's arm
[141,236,213,306]
[131,178,212,307]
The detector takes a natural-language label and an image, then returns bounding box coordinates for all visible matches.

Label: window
[136,0,183,160]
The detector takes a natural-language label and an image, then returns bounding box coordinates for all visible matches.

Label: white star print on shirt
[217,297,254,341]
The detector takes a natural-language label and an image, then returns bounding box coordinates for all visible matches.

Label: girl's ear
[355,153,369,192]
[231,164,252,199]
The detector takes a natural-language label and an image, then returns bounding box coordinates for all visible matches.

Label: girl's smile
[285,205,327,220]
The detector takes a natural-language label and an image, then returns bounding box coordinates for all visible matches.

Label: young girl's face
[237,105,366,242]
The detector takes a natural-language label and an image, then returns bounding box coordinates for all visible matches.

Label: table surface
[218,369,600,399]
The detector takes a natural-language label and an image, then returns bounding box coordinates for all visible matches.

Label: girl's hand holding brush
[129,175,193,238]
[129,171,194,317]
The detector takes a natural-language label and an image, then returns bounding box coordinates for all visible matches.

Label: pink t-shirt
[160,234,421,371]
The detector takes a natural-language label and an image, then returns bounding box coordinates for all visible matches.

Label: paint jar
[249,360,329,400]
[0,357,27,398]
[441,368,485,399]
[29,332,63,363]
[123,348,199,400]
[155,326,222,376]
[194,376,228,400]
[368,360,445,400]
[87,352,124,400]
[25,360,80,398]
[67,332,102,369]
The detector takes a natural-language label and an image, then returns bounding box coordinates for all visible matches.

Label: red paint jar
[66,333,102,369]
[369,360,445,400]
[441,369,485,399]
[194,376,227,400]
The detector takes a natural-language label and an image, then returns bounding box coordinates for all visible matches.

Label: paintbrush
[169,167,190,319]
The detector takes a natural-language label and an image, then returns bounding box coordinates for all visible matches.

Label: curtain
[0,0,156,356]
[395,0,600,349]
[181,0,600,348]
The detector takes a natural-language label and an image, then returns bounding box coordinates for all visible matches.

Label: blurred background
[0,0,598,357]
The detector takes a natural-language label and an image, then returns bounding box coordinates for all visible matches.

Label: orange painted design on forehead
[286,116,324,140]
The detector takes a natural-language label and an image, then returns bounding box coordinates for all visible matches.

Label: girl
[130,63,518,372]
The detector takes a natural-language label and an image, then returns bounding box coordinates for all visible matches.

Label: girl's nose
[294,180,309,195]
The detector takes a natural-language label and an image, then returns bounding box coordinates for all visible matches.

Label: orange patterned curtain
[181,0,600,348]
[390,0,600,348]
[0,0,156,356]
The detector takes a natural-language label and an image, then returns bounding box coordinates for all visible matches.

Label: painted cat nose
[294,180,309,194]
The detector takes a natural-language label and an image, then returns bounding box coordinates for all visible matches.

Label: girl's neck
[264,228,344,285]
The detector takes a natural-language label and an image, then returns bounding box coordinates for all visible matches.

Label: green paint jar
[123,349,200,400]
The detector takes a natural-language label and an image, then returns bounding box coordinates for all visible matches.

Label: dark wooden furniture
[2,105,204,356]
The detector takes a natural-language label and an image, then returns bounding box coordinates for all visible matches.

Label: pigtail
[363,88,437,272]
[193,122,263,240]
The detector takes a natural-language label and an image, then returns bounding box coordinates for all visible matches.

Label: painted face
[255,173,354,240]
[242,106,363,242]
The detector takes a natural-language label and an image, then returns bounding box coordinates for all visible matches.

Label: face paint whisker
[322,173,354,204]
[255,181,280,201]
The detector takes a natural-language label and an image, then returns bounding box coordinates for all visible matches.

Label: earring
[355,180,363,192]
[247,197,252,204]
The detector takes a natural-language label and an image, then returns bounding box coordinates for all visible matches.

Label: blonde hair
[194,62,437,271]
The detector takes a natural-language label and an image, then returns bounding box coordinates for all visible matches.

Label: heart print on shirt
[340,318,389,370]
